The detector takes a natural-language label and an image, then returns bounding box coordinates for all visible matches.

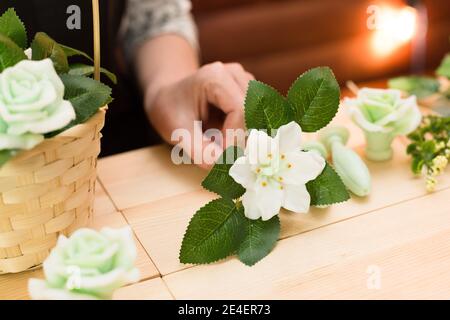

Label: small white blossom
[431,155,448,175]
[229,122,325,221]
[426,176,437,192]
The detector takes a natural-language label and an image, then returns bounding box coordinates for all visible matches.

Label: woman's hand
[145,61,254,168]
[135,35,254,168]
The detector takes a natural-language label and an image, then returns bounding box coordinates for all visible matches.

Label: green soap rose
[388,76,440,99]
[344,88,422,135]
[28,227,140,300]
[0,58,75,150]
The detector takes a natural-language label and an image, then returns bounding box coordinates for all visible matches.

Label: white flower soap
[0,59,75,150]
[344,88,422,161]
[28,227,140,300]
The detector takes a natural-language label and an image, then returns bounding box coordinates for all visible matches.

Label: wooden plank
[240,33,412,92]
[163,189,450,299]
[113,277,173,300]
[240,20,450,92]
[97,145,207,210]
[192,0,277,13]
[124,190,216,275]
[94,180,116,216]
[195,0,450,62]
[123,137,450,276]
[196,0,375,62]
[0,212,159,300]
[266,229,450,300]
[0,268,43,300]
[0,273,172,300]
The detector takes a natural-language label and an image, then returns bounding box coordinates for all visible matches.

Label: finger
[199,63,246,138]
[197,62,252,151]
[225,63,255,94]
[198,62,245,115]
[222,109,246,149]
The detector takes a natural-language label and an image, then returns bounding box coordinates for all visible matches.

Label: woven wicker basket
[0,108,106,274]
[0,0,106,274]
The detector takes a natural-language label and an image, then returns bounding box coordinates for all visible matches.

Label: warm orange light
[371,6,417,57]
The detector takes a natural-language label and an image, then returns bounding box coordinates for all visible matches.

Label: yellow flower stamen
[261,181,267,187]
[281,154,286,160]
[287,163,292,169]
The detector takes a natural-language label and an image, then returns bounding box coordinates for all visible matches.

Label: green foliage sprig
[407,115,450,191]
[388,51,450,114]
[180,67,350,267]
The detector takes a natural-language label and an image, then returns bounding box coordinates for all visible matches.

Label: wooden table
[1,86,450,300]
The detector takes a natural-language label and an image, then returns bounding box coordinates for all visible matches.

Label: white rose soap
[344,88,422,161]
[28,227,140,300]
[0,59,75,150]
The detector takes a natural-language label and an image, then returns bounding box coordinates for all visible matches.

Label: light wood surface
[163,189,450,299]
[113,278,173,300]
[94,180,117,216]
[1,82,449,300]
[96,146,207,210]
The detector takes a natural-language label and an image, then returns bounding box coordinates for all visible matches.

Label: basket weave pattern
[0,109,106,274]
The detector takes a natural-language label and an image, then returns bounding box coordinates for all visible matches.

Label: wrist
[143,81,165,116]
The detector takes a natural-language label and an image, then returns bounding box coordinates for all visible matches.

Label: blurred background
[192,0,450,92]
[2,0,449,155]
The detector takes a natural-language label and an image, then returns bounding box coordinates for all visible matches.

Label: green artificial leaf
[306,162,350,206]
[0,33,27,72]
[46,74,112,137]
[60,44,94,62]
[31,32,69,73]
[436,54,450,79]
[407,131,422,142]
[411,157,424,175]
[0,8,27,49]
[69,63,117,84]
[287,67,340,132]
[0,150,15,167]
[388,76,440,98]
[180,198,246,264]
[245,80,293,131]
[406,142,418,155]
[237,215,280,266]
[61,74,112,122]
[202,146,245,199]
[421,140,436,162]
